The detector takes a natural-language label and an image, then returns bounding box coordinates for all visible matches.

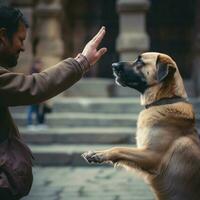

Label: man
[0,6,107,200]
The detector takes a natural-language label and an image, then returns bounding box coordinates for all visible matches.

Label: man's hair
[0,6,29,39]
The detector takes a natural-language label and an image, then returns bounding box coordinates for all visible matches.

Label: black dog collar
[145,96,189,109]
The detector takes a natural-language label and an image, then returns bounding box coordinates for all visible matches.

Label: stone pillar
[116,0,149,60]
[11,0,34,74]
[34,0,64,69]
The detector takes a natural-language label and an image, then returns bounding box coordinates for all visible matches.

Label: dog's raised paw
[82,151,104,164]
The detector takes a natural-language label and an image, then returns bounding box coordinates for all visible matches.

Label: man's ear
[156,55,176,82]
[0,28,8,46]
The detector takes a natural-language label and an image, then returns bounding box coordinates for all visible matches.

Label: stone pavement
[23,166,154,200]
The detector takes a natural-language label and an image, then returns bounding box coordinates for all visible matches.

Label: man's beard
[1,53,18,68]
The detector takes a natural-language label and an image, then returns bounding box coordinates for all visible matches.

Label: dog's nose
[112,63,123,71]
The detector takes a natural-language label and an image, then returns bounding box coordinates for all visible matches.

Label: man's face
[0,21,27,68]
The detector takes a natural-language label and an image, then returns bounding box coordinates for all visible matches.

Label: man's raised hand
[82,26,107,65]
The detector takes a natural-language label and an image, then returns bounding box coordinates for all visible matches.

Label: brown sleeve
[0,56,90,106]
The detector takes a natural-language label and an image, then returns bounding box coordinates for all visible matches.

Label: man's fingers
[94,28,106,46]
[92,26,105,42]
[92,27,106,47]
[81,27,107,65]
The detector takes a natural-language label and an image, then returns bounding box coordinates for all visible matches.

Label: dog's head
[112,52,177,93]
[112,52,187,105]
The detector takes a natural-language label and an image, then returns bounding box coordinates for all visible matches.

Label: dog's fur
[83,52,200,200]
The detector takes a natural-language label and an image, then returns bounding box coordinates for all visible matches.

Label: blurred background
[1,0,200,95]
[1,0,200,200]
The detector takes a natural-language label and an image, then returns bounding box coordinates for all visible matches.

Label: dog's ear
[156,55,176,82]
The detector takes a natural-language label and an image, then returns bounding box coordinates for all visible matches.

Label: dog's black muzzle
[112,62,123,73]
[112,62,148,93]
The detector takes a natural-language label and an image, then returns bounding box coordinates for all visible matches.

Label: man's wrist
[75,53,91,72]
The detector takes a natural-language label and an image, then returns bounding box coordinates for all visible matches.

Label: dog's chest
[136,126,162,148]
[136,109,166,148]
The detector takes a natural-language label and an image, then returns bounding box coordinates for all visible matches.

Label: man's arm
[0,27,107,106]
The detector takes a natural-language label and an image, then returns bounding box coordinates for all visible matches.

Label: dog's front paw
[82,151,105,164]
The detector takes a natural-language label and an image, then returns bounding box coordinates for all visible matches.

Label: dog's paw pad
[82,151,103,164]
[90,155,103,163]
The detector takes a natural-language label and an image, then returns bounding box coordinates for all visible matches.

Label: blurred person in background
[27,59,49,130]
[0,6,107,200]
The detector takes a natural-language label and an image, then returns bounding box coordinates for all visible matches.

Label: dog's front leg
[82,147,161,173]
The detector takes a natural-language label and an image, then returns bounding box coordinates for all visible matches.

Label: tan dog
[83,52,200,200]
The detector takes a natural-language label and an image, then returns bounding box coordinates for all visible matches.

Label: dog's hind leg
[82,147,161,173]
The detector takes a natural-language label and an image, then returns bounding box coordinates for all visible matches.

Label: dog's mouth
[113,71,127,87]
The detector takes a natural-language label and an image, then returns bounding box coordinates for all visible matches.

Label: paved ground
[23,166,154,200]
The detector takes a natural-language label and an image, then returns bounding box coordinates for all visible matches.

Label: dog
[82,52,200,200]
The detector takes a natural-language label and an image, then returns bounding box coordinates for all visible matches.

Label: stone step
[22,167,154,200]
[20,126,200,145]
[62,78,141,97]
[20,127,136,144]
[10,97,200,118]
[21,126,200,145]
[13,113,138,127]
[53,97,142,113]
[29,144,134,166]
[13,113,200,127]
[10,97,142,114]
[61,78,195,98]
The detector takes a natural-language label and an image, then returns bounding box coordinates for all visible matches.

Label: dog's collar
[145,96,188,109]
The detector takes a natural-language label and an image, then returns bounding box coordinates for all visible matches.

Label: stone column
[116,0,149,60]
[11,0,34,74]
[34,0,64,69]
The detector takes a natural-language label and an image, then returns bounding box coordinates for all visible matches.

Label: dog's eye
[137,60,143,65]
[136,56,144,65]
[136,60,145,67]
